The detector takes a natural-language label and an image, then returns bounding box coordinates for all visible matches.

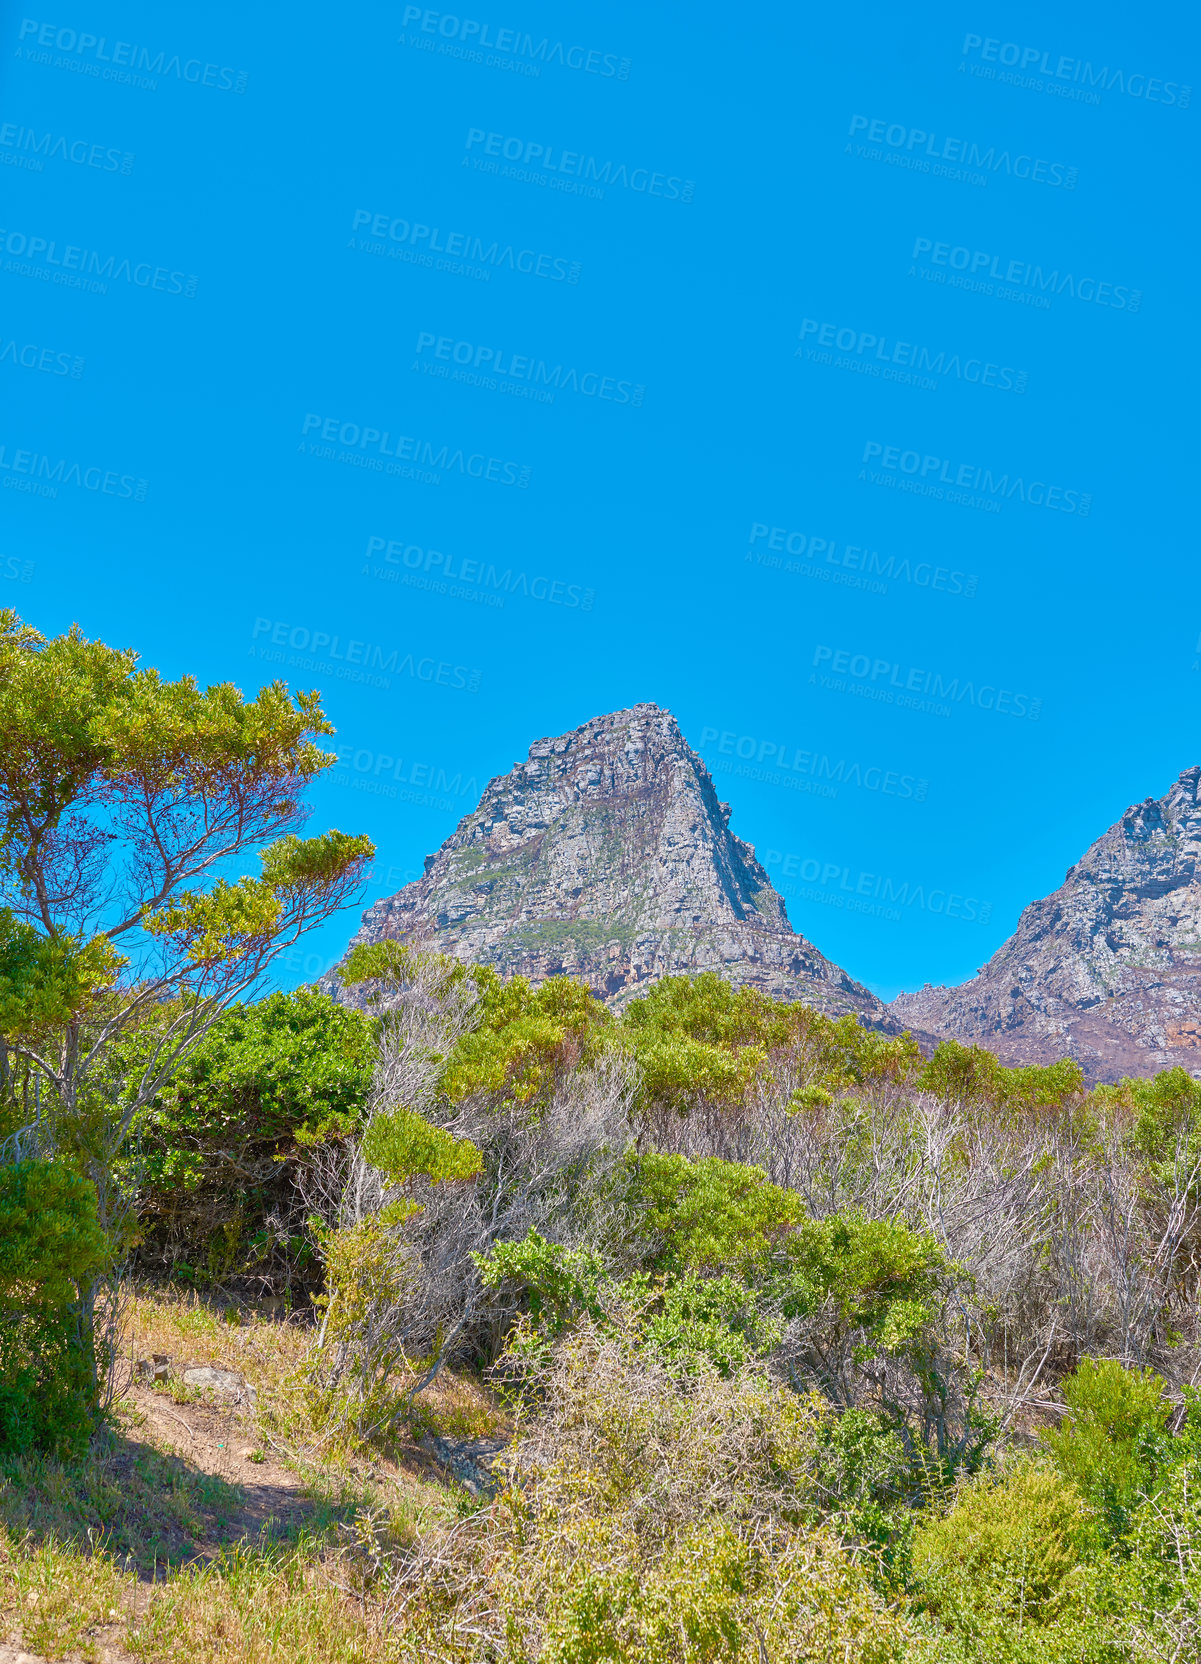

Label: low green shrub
[401,1319,914,1662]
[1106,1437,1201,1658]
[0,1159,111,1457]
[1042,1357,1169,1539]
[911,1461,1106,1662]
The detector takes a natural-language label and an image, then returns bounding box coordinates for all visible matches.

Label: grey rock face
[892,767,1201,1083]
[335,704,905,1031]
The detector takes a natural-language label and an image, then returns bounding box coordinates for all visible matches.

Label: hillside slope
[334,703,906,1030]
[893,766,1201,1083]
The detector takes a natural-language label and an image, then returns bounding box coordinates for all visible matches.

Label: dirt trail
[2,1379,314,1664]
[126,1377,312,1540]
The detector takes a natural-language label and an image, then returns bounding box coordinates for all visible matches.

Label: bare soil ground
[122,1378,312,1554]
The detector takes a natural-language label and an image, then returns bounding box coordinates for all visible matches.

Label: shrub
[0,1159,112,1457]
[439,972,612,1110]
[1108,1441,1201,1660]
[476,1231,607,1342]
[1041,1357,1169,1537]
[635,1151,801,1273]
[773,1212,994,1490]
[917,1039,1084,1114]
[122,987,375,1282]
[621,973,920,1113]
[780,1212,944,1345]
[399,1320,914,1661]
[632,1268,782,1375]
[360,1108,482,1190]
[911,1462,1103,1662]
[1104,1066,1201,1176]
[310,1108,483,1438]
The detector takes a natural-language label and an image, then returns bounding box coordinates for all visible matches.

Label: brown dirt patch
[127,1379,307,1530]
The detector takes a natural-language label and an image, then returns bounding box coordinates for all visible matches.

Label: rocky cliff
[335,703,903,1030]
[892,766,1201,1083]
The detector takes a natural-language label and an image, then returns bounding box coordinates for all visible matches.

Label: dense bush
[1108,1426,1201,1660]
[910,1462,1102,1662]
[398,1318,914,1662]
[121,987,374,1284]
[0,1159,111,1457]
[620,971,919,1112]
[915,1037,1085,1114]
[634,1150,801,1271]
[1041,1357,1170,1540]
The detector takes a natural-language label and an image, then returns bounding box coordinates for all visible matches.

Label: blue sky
[3,1,1198,999]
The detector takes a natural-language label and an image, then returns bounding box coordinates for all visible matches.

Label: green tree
[0,611,371,1397]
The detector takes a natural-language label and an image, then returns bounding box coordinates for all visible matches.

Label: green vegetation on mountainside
[5,903,1201,1657]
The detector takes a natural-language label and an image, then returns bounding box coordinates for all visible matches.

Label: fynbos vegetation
[1,619,1199,1661]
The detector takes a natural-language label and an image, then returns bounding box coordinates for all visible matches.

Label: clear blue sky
[3,1,1198,999]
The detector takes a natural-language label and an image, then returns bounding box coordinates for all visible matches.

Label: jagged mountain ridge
[335,703,907,1031]
[892,766,1201,1084]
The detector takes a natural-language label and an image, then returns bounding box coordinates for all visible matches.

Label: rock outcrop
[892,767,1201,1083]
[335,703,905,1030]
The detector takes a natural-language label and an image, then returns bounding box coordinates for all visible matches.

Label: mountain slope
[334,703,904,1030]
[892,766,1201,1083]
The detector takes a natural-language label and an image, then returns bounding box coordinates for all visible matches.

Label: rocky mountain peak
[334,703,902,1028]
[891,765,1201,1082]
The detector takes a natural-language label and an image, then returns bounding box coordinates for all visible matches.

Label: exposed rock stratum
[335,703,904,1030]
[892,766,1201,1083]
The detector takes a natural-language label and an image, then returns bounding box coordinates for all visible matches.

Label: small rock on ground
[181,1366,257,1406]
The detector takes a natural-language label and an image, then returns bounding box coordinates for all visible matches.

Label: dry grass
[121,1287,312,1403]
[1,1531,414,1664]
[407,1372,505,1444]
[0,1534,132,1661]
[0,1285,471,1664]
